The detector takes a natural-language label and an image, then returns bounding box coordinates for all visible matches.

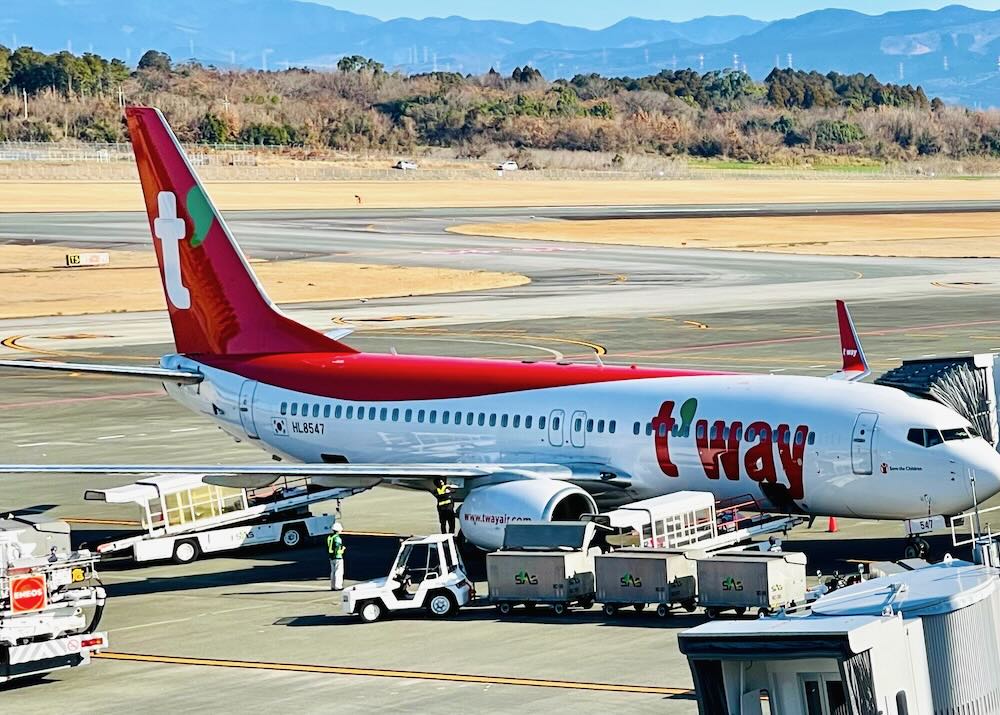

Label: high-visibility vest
[327,533,345,558]
[435,484,453,509]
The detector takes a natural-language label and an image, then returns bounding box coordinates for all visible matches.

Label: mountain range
[2,2,1000,106]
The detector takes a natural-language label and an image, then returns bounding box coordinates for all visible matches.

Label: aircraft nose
[961,440,1000,505]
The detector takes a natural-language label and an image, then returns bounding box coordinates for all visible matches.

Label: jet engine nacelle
[458,479,597,551]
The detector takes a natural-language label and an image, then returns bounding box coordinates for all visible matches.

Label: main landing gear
[904,536,931,560]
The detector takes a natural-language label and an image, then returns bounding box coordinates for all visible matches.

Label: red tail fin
[126,106,353,356]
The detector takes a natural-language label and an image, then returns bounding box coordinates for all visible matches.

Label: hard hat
[332,522,344,533]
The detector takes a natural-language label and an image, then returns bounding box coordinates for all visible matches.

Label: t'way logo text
[653,399,809,500]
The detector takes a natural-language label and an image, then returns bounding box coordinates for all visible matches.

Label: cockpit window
[907,428,945,448]
[942,428,972,442]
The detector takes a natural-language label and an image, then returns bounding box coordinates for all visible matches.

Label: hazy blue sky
[316,1,998,27]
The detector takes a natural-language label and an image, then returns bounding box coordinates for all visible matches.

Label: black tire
[497,602,513,617]
[903,542,921,559]
[758,607,772,619]
[916,537,931,559]
[603,603,618,617]
[656,603,670,618]
[683,600,697,613]
[735,607,747,616]
[427,591,457,618]
[552,602,568,616]
[522,602,537,613]
[705,607,721,620]
[359,600,383,623]
[172,539,201,565]
[579,597,594,610]
[633,603,646,613]
[281,525,305,549]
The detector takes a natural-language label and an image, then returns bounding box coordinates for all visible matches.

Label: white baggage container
[696,550,807,618]
[595,548,700,617]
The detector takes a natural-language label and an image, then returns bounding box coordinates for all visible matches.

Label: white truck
[85,473,358,564]
[342,534,474,622]
[0,515,107,684]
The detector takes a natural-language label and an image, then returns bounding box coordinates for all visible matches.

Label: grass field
[448,213,1000,258]
[4,178,1000,212]
[0,245,528,319]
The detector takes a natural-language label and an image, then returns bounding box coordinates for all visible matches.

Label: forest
[1,46,998,165]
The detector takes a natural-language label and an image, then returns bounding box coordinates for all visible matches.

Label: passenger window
[501,415,509,428]
[391,408,399,422]
[478,413,485,427]
[746,427,756,441]
[324,405,331,418]
[587,419,594,432]
[335,405,343,419]
[280,402,287,416]
[723,425,730,440]
[575,418,582,431]
[552,416,560,430]
[525,416,533,429]
[609,420,616,434]
[633,422,641,436]
[513,415,521,428]
[646,423,653,436]
[429,410,437,424]
[658,423,667,438]
[489,414,497,427]
[405,409,413,422]
[443,411,450,425]
[345,406,353,419]
[418,410,425,423]
[539,416,546,430]
[368,407,376,420]
[795,431,805,445]
[301,403,308,415]
[291,403,298,416]
[380,408,388,421]
[671,424,679,437]
[312,404,320,418]
[466,413,474,426]
[357,407,365,420]
[781,430,790,445]
[807,431,815,445]
[597,419,604,433]
[709,424,717,440]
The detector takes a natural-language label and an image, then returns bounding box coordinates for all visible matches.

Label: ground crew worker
[327,522,346,591]
[433,478,456,534]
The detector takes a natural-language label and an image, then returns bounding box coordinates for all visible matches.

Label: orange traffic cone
[827,517,838,533]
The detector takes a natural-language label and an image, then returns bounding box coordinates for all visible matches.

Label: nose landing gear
[904,536,931,560]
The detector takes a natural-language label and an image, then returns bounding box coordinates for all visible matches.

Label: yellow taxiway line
[93,651,692,696]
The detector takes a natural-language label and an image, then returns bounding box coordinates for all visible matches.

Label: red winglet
[126,106,353,357]
[834,300,869,380]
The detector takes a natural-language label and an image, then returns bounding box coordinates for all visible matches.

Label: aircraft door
[548,409,565,447]
[851,412,878,475]
[570,410,587,448]
[238,380,260,439]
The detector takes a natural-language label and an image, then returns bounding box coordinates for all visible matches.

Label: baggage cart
[486,522,598,615]
[696,550,807,618]
[595,548,700,617]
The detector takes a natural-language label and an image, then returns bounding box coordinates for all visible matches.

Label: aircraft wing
[0,360,203,384]
[0,462,631,492]
[827,300,870,382]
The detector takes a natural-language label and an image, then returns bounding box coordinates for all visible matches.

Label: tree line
[1,46,998,165]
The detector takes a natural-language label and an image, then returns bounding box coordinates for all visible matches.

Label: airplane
[2,106,999,556]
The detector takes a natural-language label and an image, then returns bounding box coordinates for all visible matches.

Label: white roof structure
[602,491,715,530]
[84,473,218,504]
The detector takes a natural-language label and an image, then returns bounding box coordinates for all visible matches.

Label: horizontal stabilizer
[0,359,203,384]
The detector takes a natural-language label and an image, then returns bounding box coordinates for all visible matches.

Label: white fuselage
[163,355,1000,521]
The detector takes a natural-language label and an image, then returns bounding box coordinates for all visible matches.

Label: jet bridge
[876,352,1000,447]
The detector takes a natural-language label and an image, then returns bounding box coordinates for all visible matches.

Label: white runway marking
[97,434,126,440]
[170,427,200,433]
[17,441,50,447]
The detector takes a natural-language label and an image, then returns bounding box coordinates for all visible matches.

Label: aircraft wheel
[916,537,931,559]
[359,600,383,623]
[172,539,201,565]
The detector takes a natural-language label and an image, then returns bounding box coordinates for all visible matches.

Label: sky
[315,1,999,27]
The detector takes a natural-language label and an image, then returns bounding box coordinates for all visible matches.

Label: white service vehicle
[85,474,355,564]
[0,515,107,684]
[342,533,474,623]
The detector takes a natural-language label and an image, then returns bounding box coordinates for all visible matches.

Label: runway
[2,201,1000,713]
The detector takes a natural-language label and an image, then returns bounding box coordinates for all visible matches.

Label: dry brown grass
[448,213,1000,258]
[5,178,1000,212]
[0,245,528,319]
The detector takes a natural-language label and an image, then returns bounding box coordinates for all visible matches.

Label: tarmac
[2,203,1000,713]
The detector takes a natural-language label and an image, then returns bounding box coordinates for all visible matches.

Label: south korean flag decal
[272,417,288,436]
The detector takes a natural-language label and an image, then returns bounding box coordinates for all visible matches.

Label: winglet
[830,300,870,381]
